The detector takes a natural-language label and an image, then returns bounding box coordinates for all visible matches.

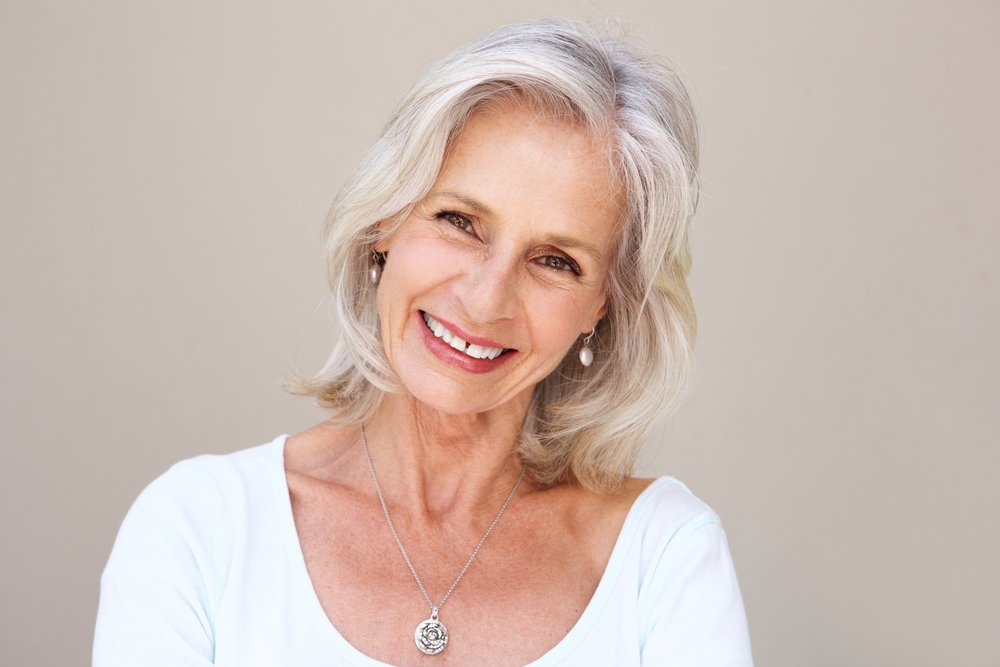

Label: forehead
[434,102,623,252]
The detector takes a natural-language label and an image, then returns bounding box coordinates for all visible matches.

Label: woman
[94,20,753,666]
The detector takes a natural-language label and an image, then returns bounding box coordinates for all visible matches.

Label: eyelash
[536,255,581,275]
[434,210,582,277]
[439,211,476,235]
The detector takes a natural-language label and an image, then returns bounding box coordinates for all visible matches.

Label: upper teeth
[422,312,506,360]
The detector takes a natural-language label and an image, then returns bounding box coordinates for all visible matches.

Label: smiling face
[375,101,622,415]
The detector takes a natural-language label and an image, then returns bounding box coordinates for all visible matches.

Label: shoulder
[126,436,284,518]
[102,435,287,581]
[625,478,753,662]
[572,476,718,559]
[283,421,358,479]
[630,476,721,537]
[95,435,290,664]
[544,475,713,581]
[620,476,729,576]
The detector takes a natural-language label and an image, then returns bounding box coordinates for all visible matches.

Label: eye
[537,254,581,276]
[438,211,475,235]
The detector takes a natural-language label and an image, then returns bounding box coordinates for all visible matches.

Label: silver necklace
[359,425,524,656]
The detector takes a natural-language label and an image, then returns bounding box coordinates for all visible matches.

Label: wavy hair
[290,19,699,493]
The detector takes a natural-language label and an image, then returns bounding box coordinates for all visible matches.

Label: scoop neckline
[270,433,671,666]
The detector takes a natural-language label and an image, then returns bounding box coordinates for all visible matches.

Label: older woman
[94,20,753,666]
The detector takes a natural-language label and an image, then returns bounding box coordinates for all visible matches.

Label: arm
[93,459,227,666]
[639,517,754,666]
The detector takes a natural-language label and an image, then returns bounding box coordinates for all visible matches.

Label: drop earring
[579,329,595,367]
[369,249,387,285]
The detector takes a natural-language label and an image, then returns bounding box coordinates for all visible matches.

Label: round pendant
[414,611,448,655]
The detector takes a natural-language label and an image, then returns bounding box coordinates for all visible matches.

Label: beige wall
[2,1,997,665]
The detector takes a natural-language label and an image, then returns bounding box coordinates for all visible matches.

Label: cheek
[377,234,463,316]
[400,236,466,273]
[521,289,595,351]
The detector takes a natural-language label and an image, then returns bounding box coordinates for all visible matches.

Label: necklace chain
[359,424,524,613]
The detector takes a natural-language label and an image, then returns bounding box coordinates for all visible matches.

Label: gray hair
[290,19,699,492]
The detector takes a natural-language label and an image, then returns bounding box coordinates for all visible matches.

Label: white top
[93,435,754,666]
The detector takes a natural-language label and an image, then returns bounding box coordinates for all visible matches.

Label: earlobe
[372,218,392,253]
[585,298,608,333]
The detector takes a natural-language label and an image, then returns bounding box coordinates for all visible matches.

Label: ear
[370,217,394,254]
[372,227,389,252]
[583,296,608,334]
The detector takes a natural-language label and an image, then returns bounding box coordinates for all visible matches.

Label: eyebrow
[538,234,605,265]
[426,190,606,264]
[427,190,495,217]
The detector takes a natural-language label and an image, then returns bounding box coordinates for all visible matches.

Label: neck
[361,391,531,522]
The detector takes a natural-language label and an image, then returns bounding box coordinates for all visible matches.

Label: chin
[396,377,509,416]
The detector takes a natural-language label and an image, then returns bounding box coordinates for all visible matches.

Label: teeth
[422,312,506,360]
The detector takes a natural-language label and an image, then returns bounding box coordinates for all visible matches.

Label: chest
[289,485,619,666]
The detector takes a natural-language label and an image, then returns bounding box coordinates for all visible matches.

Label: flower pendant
[414,607,448,655]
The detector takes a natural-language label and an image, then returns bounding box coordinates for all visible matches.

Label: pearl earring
[369,250,387,285]
[579,329,595,367]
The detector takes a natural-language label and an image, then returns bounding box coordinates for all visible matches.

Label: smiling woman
[297,23,701,495]
[94,19,753,667]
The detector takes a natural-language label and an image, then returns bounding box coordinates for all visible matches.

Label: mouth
[420,311,514,361]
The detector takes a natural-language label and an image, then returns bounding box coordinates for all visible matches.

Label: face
[375,102,621,415]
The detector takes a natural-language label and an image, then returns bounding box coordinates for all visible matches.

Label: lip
[416,310,517,374]
[422,311,509,349]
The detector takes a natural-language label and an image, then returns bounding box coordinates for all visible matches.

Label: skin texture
[285,102,651,666]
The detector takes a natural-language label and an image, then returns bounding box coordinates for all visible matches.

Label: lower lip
[417,312,517,374]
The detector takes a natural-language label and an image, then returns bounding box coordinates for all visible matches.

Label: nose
[454,250,520,324]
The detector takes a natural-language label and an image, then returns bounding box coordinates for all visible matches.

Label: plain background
[2,1,997,665]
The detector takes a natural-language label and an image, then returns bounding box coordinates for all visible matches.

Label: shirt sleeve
[639,516,754,666]
[93,459,228,666]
